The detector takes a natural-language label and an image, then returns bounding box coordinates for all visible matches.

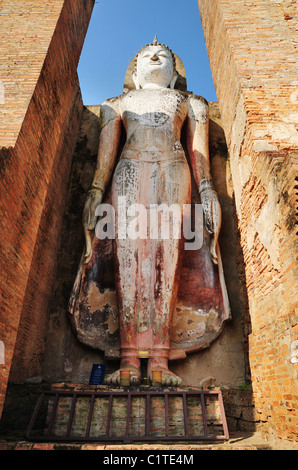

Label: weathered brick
[198,0,298,448]
[0,0,94,417]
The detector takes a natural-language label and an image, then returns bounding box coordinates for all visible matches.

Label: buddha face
[133,45,177,90]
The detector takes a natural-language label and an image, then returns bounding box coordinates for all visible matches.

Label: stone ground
[0,432,273,450]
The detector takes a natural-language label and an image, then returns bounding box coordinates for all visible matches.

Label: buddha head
[132,36,178,90]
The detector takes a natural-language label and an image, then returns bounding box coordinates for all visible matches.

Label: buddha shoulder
[188,94,209,123]
[99,96,121,128]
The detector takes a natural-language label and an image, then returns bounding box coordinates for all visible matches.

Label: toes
[175,377,182,386]
[159,372,182,386]
[115,375,120,385]
[170,375,182,386]
[165,377,172,386]
[106,372,120,385]
[106,369,140,386]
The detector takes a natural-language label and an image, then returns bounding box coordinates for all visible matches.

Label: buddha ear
[170,71,178,89]
[133,71,141,90]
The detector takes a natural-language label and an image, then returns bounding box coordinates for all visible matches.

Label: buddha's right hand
[82,188,103,264]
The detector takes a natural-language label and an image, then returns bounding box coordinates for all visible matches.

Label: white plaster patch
[239,153,252,187]
[282,112,298,124]
[290,88,298,104]
[253,140,278,152]
[290,340,298,364]
[255,178,281,269]
[196,308,209,316]
[231,93,247,158]
[0,80,4,104]
[267,122,298,147]
[253,129,271,138]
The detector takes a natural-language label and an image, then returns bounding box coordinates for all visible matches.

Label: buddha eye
[159,52,171,60]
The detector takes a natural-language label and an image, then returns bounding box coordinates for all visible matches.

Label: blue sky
[77,0,217,105]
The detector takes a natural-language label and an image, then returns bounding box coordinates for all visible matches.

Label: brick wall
[0,0,94,417]
[197,0,298,448]
[0,1,64,147]
[8,80,83,382]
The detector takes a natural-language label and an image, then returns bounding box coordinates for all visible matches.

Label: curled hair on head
[134,35,176,71]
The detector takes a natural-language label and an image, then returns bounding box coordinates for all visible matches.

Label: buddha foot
[106,365,141,385]
[148,360,182,386]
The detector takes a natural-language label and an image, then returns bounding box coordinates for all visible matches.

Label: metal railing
[26,389,229,443]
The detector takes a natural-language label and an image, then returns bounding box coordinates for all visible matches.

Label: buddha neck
[141,83,169,90]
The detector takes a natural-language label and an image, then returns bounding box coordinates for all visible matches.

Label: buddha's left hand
[82,188,103,264]
[200,188,222,264]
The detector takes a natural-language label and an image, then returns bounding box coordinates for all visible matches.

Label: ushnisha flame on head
[134,35,176,71]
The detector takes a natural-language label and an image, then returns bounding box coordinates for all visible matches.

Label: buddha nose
[150,53,159,61]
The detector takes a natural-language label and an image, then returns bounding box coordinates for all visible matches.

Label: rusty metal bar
[66,393,77,437]
[46,393,59,437]
[182,393,189,437]
[145,393,150,437]
[26,392,45,439]
[105,394,113,438]
[164,393,169,437]
[85,394,95,438]
[125,392,132,441]
[200,392,209,437]
[218,390,229,439]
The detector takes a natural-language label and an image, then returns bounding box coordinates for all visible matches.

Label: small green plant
[238,382,252,391]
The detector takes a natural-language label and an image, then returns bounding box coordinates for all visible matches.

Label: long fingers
[84,229,93,264]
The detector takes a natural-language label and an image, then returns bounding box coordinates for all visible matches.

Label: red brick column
[0,0,94,417]
[197,0,298,447]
